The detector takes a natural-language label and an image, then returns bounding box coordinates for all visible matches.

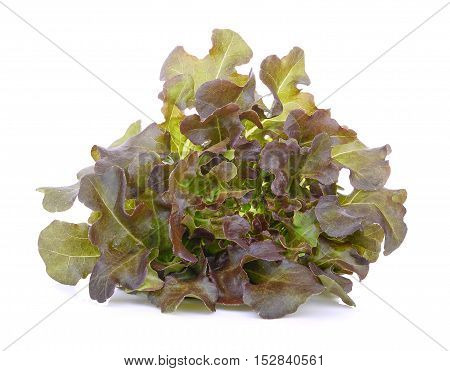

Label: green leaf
[260,47,312,117]
[349,224,384,263]
[182,211,226,240]
[109,120,142,148]
[37,166,94,213]
[312,237,370,280]
[160,29,253,93]
[292,209,321,247]
[340,189,407,255]
[159,75,195,155]
[309,263,355,306]
[332,140,391,190]
[38,221,100,285]
[37,183,80,212]
[210,161,237,182]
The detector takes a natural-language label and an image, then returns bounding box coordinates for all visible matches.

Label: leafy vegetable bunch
[38,29,407,318]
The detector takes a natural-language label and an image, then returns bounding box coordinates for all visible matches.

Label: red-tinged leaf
[284,109,356,146]
[222,215,251,248]
[180,104,243,148]
[209,242,284,305]
[149,276,218,312]
[243,260,324,319]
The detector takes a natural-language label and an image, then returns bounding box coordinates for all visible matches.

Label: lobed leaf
[195,75,256,120]
[292,209,321,247]
[149,276,219,312]
[89,247,151,303]
[284,109,356,146]
[109,120,142,148]
[91,124,169,174]
[38,221,100,285]
[316,190,407,255]
[160,29,253,92]
[78,166,153,252]
[180,104,243,148]
[37,183,80,213]
[309,263,355,306]
[37,166,94,213]
[243,260,324,319]
[332,140,391,190]
[301,133,339,185]
[313,237,370,280]
[222,215,251,248]
[260,47,311,117]
[159,75,195,155]
[209,242,284,305]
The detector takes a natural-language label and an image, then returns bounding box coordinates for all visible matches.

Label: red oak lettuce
[38,29,407,318]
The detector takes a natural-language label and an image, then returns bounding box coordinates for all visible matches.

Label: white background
[0,0,449,369]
